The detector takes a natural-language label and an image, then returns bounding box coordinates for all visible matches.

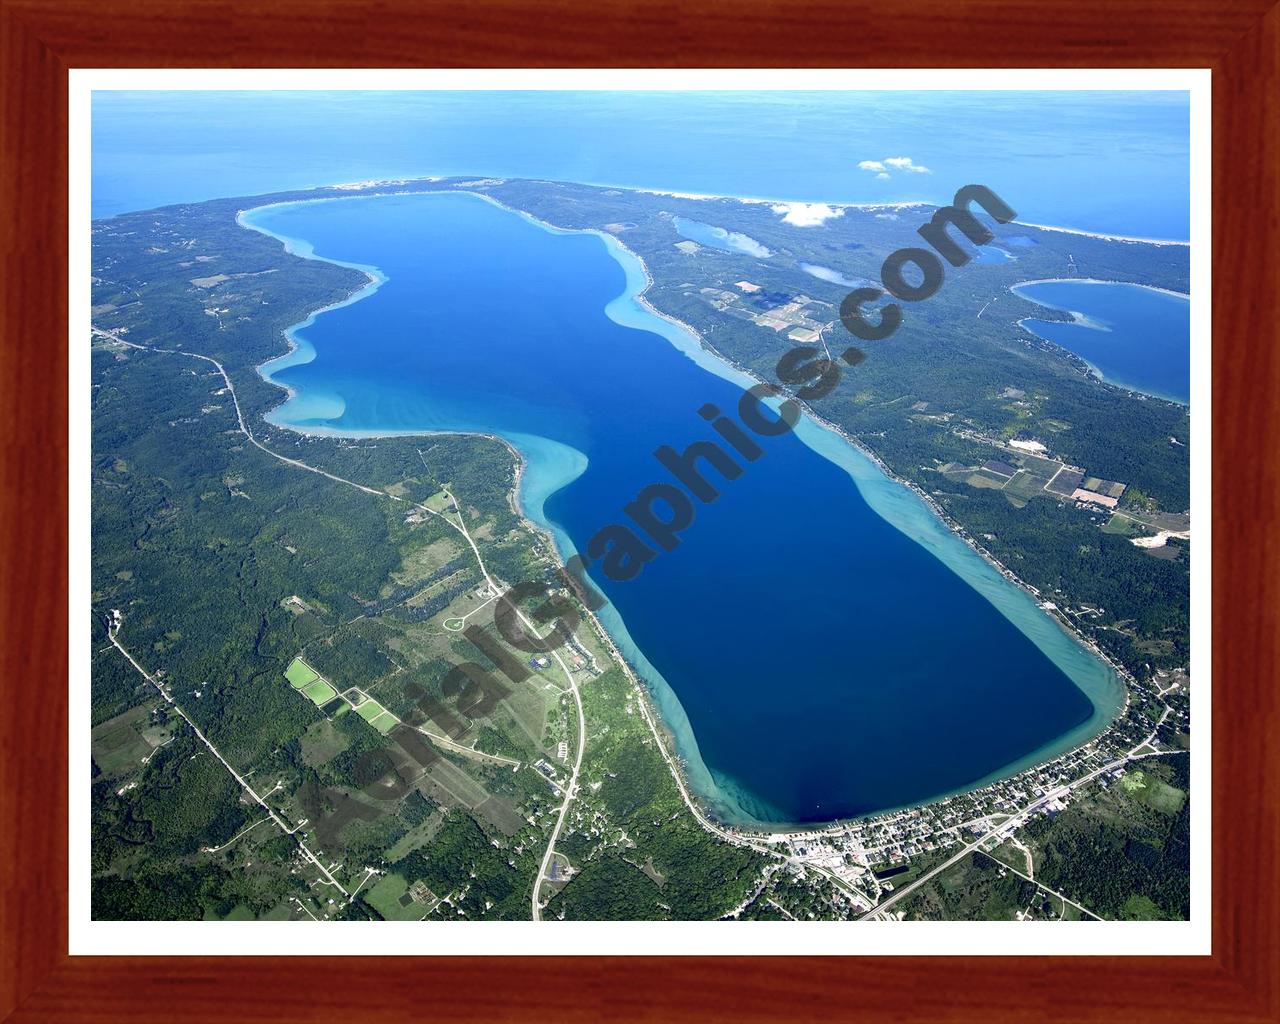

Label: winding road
[94,327,584,920]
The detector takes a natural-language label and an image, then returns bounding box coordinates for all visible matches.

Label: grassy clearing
[1118,769,1148,793]
[299,719,350,768]
[365,872,431,921]
[1120,893,1166,920]
[368,710,399,735]
[1138,778,1187,816]
[91,704,155,776]
[1101,513,1145,537]
[300,678,338,706]
[285,658,319,689]
[352,696,398,735]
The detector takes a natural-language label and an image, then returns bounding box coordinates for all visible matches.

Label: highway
[94,328,586,921]
[861,708,1177,921]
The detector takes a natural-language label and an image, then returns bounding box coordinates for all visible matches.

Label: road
[977,849,1102,921]
[412,484,586,921]
[94,329,585,920]
[97,325,1159,923]
[201,816,268,853]
[107,623,349,896]
[861,710,1178,921]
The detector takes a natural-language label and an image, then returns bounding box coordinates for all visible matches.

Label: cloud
[770,202,845,227]
[859,155,931,179]
[883,156,931,174]
[875,212,899,220]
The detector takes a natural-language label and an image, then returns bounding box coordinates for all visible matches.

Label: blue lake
[244,191,1123,827]
[1013,280,1190,404]
[672,217,771,257]
[972,244,1016,264]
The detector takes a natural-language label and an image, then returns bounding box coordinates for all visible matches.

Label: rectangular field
[355,696,398,735]
[285,658,319,689]
[301,678,338,706]
[91,704,154,776]
[1045,468,1084,496]
[364,873,432,921]
[1004,470,1054,500]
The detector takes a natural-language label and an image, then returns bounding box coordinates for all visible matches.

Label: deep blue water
[245,192,1105,825]
[93,91,1190,239]
[1013,280,1190,404]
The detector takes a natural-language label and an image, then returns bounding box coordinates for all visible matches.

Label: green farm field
[285,658,319,689]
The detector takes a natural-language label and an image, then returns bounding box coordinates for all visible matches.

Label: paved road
[108,624,349,896]
[862,711,1177,921]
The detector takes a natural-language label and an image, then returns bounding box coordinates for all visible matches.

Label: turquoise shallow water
[242,191,1124,827]
[1013,280,1190,404]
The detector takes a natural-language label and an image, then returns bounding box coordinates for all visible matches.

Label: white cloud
[884,156,931,174]
[770,202,845,227]
[859,155,931,179]
[875,212,899,220]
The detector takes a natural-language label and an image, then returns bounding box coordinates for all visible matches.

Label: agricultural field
[284,658,319,688]
[364,872,436,921]
[91,702,175,779]
[285,658,339,707]
[352,694,398,735]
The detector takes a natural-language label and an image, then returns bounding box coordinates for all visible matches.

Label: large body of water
[94,91,1190,239]
[1013,280,1190,404]
[242,192,1123,827]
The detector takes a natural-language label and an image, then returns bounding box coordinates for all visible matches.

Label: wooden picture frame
[2,1,1276,1020]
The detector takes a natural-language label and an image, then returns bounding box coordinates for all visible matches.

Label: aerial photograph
[88,86,1194,926]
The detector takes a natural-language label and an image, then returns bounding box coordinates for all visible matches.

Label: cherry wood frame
[2,1,1277,1020]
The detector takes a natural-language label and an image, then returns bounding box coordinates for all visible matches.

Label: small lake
[798,263,874,288]
[972,244,1016,264]
[243,192,1122,827]
[672,217,771,258]
[1012,279,1190,404]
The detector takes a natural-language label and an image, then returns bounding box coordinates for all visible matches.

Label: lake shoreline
[1011,278,1191,405]
[235,185,1132,838]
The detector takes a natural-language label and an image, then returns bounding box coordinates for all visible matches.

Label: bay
[1013,280,1191,404]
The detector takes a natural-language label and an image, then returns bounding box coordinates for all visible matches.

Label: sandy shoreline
[628,186,1189,244]
[1012,220,1189,246]
[1010,278,1191,405]
[1013,276,1190,300]
[243,174,1190,246]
